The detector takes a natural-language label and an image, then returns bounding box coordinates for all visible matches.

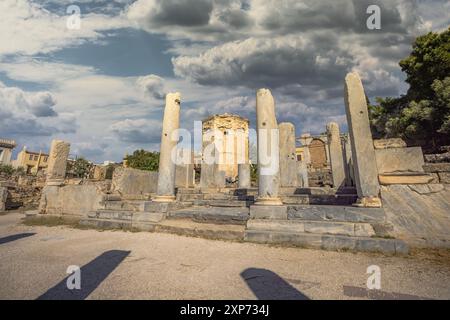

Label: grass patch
[23,215,90,230]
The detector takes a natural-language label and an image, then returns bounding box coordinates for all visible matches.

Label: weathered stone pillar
[175,164,194,188]
[46,140,70,186]
[297,161,309,188]
[279,122,298,187]
[238,163,251,188]
[154,92,181,202]
[326,122,346,189]
[342,135,355,186]
[255,89,282,206]
[344,72,381,207]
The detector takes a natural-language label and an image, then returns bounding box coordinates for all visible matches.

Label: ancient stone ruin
[32,72,450,254]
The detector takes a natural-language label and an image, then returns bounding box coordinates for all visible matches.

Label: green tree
[0,164,14,175]
[370,27,450,151]
[71,157,92,178]
[124,149,160,171]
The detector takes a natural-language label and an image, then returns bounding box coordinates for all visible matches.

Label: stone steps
[177,192,357,206]
[244,229,408,254]
[247,219,376,237]
[104,200,145,212]
[168,206,250,225]
[287,205,386,223]
[156,219,245,241]
[281,194,358,205]
[193,199,253,208]
[80,209,166,230]
[80,215,245,240]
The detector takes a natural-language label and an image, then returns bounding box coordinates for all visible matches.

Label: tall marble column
[154,93,181,202]
[326,122,346,189]
[255,89,282,206]
[46,140,70,186]
[344,72,381,207]
[279,122,298,187]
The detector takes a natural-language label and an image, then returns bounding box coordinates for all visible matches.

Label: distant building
[0,138,16,165]
[12,147,49,174]
[297,133,330,169]
[202,113,249,179]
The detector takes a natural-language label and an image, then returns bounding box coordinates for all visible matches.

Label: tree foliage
[370,27,450,152]
[0,164,14,175]
[124,149,160,172]
[69,157,92,178]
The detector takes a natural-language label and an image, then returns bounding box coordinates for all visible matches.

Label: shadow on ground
[241,268,310,300]
[38,250,131,300]
[0,233,36,245]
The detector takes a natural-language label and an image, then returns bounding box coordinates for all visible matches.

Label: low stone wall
[111,167,158,198]
[381,184,450,248]
[423,163,450,184]
[0,187,7,212]
[0,173,45,210]
[40,181,108,216]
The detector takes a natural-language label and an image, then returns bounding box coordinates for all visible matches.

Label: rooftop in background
[0,139,17,149]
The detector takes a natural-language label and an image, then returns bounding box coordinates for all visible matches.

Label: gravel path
[0,211,449,300]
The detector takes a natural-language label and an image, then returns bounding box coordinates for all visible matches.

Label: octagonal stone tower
[202,114,249,180]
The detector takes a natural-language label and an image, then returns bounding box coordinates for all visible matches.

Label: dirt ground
[0,211,449,300]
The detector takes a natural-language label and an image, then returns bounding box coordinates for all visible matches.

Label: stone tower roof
[202,113,249,124]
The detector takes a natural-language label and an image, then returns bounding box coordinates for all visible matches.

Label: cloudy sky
[0,0,448,163]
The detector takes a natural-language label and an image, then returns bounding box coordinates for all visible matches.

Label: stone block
[373,138,407,149]
[200,164,225,188]
[375,147,425,174]
[379,173,434,185]
[304,221,355,236]
[279,122,298,188]
[238,164,251,188]
[111,167,157,196]
[408,184,445,194]
[175,164,195,188]
[143,201,175,213]
[249,205,287,219]
[423,163,450,173]
[438,172,450,184]
[133,212,166,224]
[247,219,305,233]
[287,205,386,223]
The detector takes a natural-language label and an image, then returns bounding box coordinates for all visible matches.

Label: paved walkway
[0,211,449,300]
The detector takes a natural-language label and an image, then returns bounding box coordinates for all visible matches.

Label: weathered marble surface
[46,140,70,185]
[382,184,450,248]
[155,93,181,202]
[279,122,298,188]
[255,88,282,206]
[344,72,380,207]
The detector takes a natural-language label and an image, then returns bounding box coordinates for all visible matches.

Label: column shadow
[241,268,310,300]
[38,250,131,300]
[0,233,36,245]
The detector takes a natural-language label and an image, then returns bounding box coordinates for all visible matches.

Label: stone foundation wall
[40,181,108,216]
